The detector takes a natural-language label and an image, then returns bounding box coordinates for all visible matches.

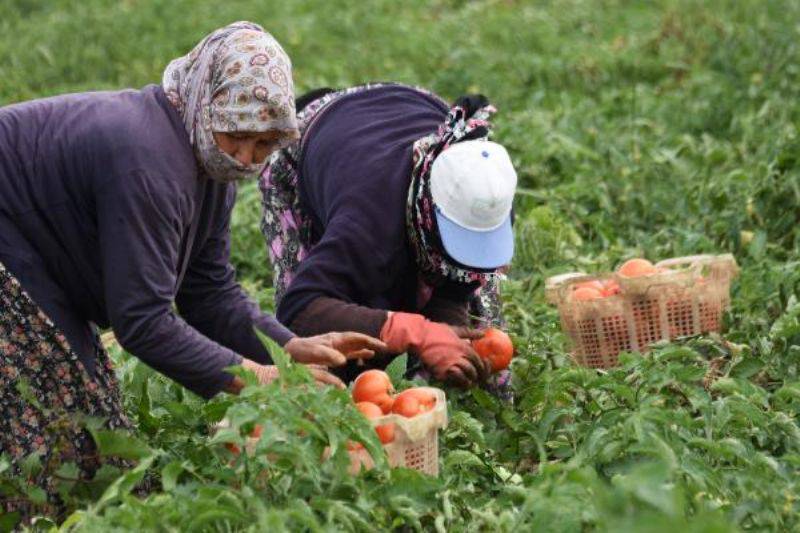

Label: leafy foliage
[3,0,800,531]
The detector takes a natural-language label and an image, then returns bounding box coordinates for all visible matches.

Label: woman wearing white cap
[261,85,517,387]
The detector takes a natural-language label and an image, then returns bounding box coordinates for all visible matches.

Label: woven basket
[546,254,739,368]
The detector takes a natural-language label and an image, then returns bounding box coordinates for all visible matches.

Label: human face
[213,131,283,166]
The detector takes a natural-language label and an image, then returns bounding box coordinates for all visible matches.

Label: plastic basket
[546,254,738,368]
[348,387,447,476]
[217,387,448,476]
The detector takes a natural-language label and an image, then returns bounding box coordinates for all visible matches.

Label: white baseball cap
[430,140,517,269]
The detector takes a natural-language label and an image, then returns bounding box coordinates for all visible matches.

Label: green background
[2,1,800,530]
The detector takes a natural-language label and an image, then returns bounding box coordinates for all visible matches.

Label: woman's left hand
[284,332,388,367]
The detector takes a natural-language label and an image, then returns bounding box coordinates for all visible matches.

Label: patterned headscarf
[406,96,501,286]
[162,21,299,182]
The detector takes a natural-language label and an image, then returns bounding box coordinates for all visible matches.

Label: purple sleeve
[276,211,407,327]
[276,85,448,327]
[175,187,295,362]
[289,296,389,338]
[96,169,244,398]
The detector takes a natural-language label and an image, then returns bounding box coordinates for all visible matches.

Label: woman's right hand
[380,312,491,387]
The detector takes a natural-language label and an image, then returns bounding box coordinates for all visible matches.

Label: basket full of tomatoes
[546,254,739,368]
[348,370,447,476]
[347,328,514,475]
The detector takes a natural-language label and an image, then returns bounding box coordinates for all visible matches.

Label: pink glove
[379,312,486,385]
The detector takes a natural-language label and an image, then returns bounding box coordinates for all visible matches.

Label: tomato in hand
[471,328,514,372]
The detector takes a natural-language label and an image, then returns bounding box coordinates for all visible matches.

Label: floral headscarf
[406,96,501,286]
[162,21,299,182]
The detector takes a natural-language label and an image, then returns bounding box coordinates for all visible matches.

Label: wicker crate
[546,254,738,368]
[348,387,447,476]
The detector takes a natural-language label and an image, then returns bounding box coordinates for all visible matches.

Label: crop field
[2,0,800,530]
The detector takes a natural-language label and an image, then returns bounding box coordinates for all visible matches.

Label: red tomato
[355,401,395,444]
[573,280,605,292]
[394,388,436,413]
[352,370,395,413]
[617,258,657,277]
[224,424,262,455]
[471,328,514,372]
[572,287,604,301]
[224,442,241,455]
[601,280,621,297]
[391,394,423,418]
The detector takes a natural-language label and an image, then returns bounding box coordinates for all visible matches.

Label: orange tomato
[471,327,514,372]
[601,279,621,297]
[352,370,395,413]
[572,286,604,301]
[394,388,436,413]
[355,401,395,444]
[224,442,241,455]
[617,258,658,277]
[224,424,263,455]
[347,440,364,451]
[392,394,423,418]
[573,280,605,292]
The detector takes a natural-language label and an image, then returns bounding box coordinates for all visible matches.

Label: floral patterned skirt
[0,261,131,522]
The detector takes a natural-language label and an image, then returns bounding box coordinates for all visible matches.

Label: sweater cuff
[288,296,388,339]
[254,313,296,347]
[198,352,243,399]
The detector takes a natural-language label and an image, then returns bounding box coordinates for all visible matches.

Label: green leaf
[88,429,152,460]
[23,484,47,505]
[255,328,291,375]
[385,354,408,386]
[160,461,185,492]
[94,454,156,510]
[444,450,485,470]
[0,512,20,532]
[729,357,764,379]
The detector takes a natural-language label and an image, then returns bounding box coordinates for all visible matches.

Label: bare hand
[285,332,388,367]
[305,364,346,389]
[230,359,345,391]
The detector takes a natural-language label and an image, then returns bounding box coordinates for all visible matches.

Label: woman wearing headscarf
[261,84,517,388]
[0,22,384,517]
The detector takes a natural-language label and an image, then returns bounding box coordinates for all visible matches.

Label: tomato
[573,280,605,292]
[394,388,436,413]
[601,279,621,297]
[572,287,604,301]
[224,442,241,455]
[391,394,423,418]
[471,328,514,372]
[352,370,395,413]
[617,258,658,277]
[224,424,262,456]
[355,401,395,444]
[346,441,364,451]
